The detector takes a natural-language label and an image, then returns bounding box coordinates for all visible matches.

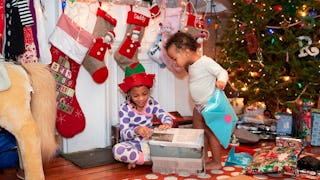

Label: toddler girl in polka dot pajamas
[112,62,173,169]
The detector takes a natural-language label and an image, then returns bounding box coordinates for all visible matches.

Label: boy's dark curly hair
[164,31,198,52]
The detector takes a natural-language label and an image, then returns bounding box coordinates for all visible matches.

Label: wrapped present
[149,128,204,174]
[229,97,245,115]
[276,113,293,136]
[149,128,204,158]
[243,146,301,175]
[151,156,204,175]
[311,109,320,146]
[293,99,313,143]
[275,136,303,149]
[242,114,275,125]
[244,102,266,116]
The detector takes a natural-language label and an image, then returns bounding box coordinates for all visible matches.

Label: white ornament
[104,35,112,43]
[297,36,319,57]
[196,37,203,44]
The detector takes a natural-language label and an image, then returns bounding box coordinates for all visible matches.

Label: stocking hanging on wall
[147,23,166,68]
[49,13,94,64]
[50,45,85,138]
[113,5,150,70]
[182,2,209,43]
[160,6,185,73]
[82,7,117,84]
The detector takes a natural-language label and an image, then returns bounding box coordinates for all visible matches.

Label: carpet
[130,158,297,180]
[61,147,117,169]
[130,150,320,180]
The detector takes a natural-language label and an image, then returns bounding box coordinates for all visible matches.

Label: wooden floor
[1,140,320,180]
[0,157,154,180]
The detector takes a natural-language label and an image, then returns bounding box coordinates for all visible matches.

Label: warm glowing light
[281,76,291,81]
[286,108,292,114]
[250,72,259,77]
[241,86,248,91]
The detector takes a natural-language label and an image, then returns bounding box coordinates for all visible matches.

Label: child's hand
[157,123,171,131]
[216,80,227,90]
[136,126,153,139]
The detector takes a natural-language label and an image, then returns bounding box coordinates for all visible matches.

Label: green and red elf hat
[118,62,155,93]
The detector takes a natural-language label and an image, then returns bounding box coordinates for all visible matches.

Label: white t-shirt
[188,55,228,106]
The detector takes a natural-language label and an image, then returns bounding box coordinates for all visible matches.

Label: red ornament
[244,0,252,4]
[273,4,283,12]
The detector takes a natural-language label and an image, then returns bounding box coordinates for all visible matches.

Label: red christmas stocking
[183,2,208,42]
[114,5,150,70]
[82,8,117,84]
[50,45,85,138]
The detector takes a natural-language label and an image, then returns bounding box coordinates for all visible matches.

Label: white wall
[43,0,193,153]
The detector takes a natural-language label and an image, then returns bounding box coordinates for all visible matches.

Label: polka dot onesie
[112,97,173,164]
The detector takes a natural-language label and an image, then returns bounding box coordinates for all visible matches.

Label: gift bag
[225,146,252,167]
[201,89,238,149]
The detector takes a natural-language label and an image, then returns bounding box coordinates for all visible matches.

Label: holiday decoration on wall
[50,46,86,138]
[220,0,320,112]
[159,6,185,73]
[49,13,94,64]
[182,1,209,45]
[113,5,150,70]
[147,24,166,68]
[82,7,117,84]
[49,12,92,138]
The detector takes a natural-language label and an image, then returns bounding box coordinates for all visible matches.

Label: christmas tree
[219,0,320,112]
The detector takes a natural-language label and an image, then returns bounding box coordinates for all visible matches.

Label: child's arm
[207,58,229,90]
[151,99,173,129]
[216,80,227,90]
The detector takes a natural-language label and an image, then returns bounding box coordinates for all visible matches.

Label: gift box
[293,99,313,143]
[276,113,293,136]
[244,102,266,116]
[311,109,320,146]
[242,114,275,125]
[275,136,303,149]
[149,128,204,174]
[151,156,204,175]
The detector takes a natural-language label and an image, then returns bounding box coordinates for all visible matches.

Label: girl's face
[128,86,150,110]
[167,45,189,67]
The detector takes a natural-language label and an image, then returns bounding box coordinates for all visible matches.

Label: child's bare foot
[128,163,136,169]
[206,161,222,170]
